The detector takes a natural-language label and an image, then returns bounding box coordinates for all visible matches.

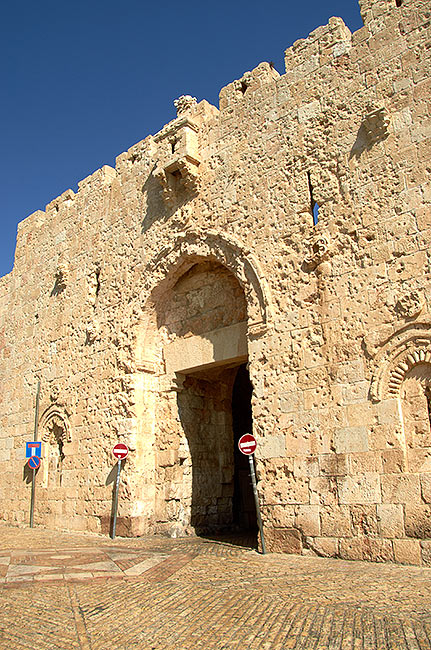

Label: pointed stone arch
[133,230,273,374]
[40,406,71,443]
[139,230,273,331]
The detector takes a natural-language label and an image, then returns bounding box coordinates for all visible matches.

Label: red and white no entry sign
[238,433,257,455]
[113,443,129,460]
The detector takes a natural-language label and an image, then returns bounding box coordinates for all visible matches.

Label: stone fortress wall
[0,0,430,565]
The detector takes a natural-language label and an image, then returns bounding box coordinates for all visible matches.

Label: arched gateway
[127,233,272,538]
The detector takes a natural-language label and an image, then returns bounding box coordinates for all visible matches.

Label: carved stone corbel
[304,234,331,271]
[362,106,390,143]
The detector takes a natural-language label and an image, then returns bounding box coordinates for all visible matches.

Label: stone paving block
[0,524,429,649]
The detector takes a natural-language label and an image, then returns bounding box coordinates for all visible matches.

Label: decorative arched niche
[39,406,71,488]
[370,324,431,450]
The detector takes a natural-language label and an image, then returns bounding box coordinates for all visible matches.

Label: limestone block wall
[0,0,430,564]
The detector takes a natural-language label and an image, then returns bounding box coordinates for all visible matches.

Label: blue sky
[1,0,363,278]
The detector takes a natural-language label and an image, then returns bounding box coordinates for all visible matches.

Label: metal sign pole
[248,453,266,555]
[29,469,36,528]
[111,459,122,539]
[30,381,41,528]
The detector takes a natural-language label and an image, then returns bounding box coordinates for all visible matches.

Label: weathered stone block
[264,527,302,555]
[293,455,319,477]
[268,505,295,528]
[393,539,422,566]
[260,435,286,459]
[420,541,431,567]
[350,505,379,537]
[420,474,431,503]
[334,426,369,454]
[262,477,309,506]
[346,403,374,427]
[309,536,339,558]
[319,453,349,476]
[376,504,405,538]
[309,477,338,506]
[404,504,431,538]
[381,474,421,504]
[320,505,352,537]
[380,449,407,474]
[407,449,431,473]
[349,452,381,474]
[339,537,364,561]
[295,505,320,536]
[337,474,381,505]
[362,538,394,564]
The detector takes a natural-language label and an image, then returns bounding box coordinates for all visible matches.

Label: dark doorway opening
[176,361,257,548]
[232,364,258,532]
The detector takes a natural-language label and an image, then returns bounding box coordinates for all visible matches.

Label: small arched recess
[39,406,71,488]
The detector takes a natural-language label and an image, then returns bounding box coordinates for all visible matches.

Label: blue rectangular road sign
[26,441,42,458]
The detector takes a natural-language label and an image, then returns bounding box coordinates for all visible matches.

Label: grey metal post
[111,459,122,539]
[248,453,266,554]
[30,380,41,528]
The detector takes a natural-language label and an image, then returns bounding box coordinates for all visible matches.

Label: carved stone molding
[159,373,186,393]
[369,323,431,401]
[154,157,200,205]
[386,348,431,396]
[50,385,60,402]
[39,406,71,443]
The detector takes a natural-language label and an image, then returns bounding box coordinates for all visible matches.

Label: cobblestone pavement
[0,524,431,649]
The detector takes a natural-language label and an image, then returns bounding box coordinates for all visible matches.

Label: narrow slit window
[395,0,402,6]
[307,172,319,225]
[95,267,101,297]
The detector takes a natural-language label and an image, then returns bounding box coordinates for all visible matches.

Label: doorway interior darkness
[177,362,257,537]
[232,364,258,532]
